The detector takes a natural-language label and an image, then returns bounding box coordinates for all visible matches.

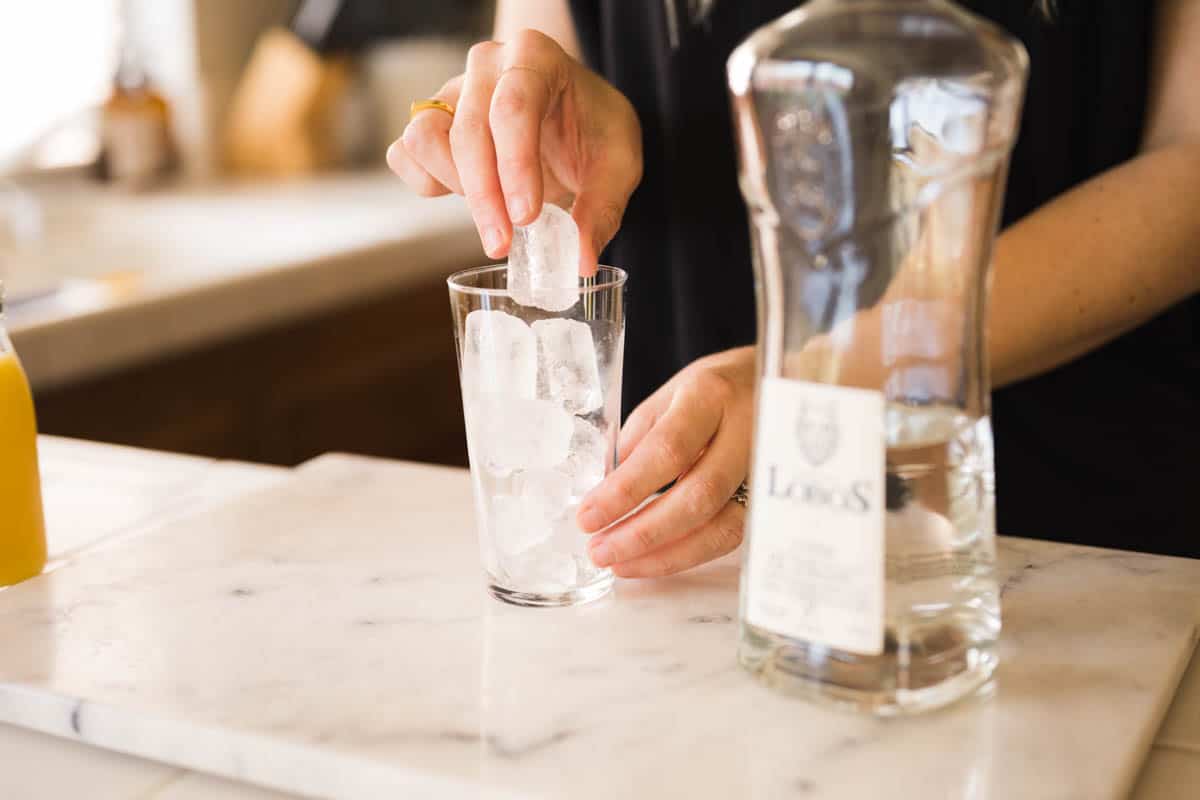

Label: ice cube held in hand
[468,395,574,477]
[491,494,552,557]
[508,204,580,312]
[533,318,603,415]
[462,309,537,399]
[562,417,608,498]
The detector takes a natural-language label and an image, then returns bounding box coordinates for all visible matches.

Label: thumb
[571,188,629,278]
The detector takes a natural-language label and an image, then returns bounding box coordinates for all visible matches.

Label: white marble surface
[1,453,1197,800]
[37,436,286,563]
[1,437,291,799]
[5,173,482,390]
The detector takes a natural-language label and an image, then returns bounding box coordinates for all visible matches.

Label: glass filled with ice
[447,206,626,607]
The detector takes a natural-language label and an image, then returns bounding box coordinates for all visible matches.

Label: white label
[743,378,885,656]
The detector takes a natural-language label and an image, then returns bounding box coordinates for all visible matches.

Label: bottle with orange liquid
[0,284,47,587]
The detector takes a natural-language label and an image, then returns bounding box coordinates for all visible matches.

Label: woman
[389,0,1199,573]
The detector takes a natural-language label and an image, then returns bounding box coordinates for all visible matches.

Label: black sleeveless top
[568,0,1198,557]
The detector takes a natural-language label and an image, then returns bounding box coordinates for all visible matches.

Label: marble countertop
[3,174,482,390]
[1,441,1198,800]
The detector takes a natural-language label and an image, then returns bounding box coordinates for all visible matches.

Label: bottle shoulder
[730,0,1027,100]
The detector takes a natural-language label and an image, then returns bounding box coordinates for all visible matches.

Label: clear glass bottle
[729,0,1027,714]
[98,4,175,188]
[0,284,48,587]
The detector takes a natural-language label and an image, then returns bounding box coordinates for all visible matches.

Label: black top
[568,0,1198,557]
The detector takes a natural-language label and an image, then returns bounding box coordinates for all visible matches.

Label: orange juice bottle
[0,287,46,587]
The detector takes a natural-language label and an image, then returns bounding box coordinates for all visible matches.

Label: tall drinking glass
[448,265,626,607]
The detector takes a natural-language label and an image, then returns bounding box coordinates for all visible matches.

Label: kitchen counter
[1,438,1198,799]
[5,173,481,391]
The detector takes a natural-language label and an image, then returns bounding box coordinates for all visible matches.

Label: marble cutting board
[0,454,1197,800]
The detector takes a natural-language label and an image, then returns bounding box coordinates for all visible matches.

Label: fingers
[390,29,642,274]
[571,110,641,276]
[450,42,510,258]
[491,31,569,226]
[610,501,746,579]
[391,29,640,274]
[571,188,627,277]
[577,380,724,533]
[615,385,673,464]
[587,410,750,568]
[397,75,464,195]
[386,139,449,197]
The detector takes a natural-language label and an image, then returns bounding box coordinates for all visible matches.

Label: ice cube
[533,318,603,415]
[497,499,600,592]
[462,309,537,399]
[540,552,579,588]
[508,204,580,312]
[562,417,609,498]
[491,494,552,557]
[551,503,592,559]
[504,548,579,592]
[468,395,575,477]
[514,467,573,522]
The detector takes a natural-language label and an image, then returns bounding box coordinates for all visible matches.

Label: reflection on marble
[0,454,1196,800]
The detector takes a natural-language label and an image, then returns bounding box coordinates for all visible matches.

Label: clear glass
[448,265,626,607]
[729,0,1027,713]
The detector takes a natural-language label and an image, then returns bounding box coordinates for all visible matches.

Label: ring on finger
[410,99,456,120]
[731,480,750,509]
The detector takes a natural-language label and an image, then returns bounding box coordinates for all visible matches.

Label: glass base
[739,620,998,716]
[488,573,614,608]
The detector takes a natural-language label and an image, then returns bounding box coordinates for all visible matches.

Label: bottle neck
[114,0,150,92]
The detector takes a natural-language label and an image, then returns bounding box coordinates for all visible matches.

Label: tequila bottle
[728,0,1027,714]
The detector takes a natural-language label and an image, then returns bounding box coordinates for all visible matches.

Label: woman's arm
[989,0,1200,387]
[493,0,581,57]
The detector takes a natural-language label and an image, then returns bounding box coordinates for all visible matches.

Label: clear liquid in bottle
[729,0,1027,714]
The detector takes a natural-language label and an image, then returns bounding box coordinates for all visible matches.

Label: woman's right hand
[387,29,643,275]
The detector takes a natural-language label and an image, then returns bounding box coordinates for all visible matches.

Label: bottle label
[743,378,885,656]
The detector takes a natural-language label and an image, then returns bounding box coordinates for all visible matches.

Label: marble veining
[0,454,1197,800]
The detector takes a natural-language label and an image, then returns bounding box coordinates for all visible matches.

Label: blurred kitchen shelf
[7,171,483,467]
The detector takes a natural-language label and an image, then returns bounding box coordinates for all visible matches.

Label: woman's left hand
[577,346,756,577]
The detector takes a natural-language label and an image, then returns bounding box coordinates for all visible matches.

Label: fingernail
[482,227,504,255]
[507,196,531,224]
[577,503,605,532]
[589,538,612,567]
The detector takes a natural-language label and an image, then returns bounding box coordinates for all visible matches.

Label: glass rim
[446,263,627,297]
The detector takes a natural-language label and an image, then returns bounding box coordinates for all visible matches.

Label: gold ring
[410,99,455,120]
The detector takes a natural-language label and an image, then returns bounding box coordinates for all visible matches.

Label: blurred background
[1,0,496,467]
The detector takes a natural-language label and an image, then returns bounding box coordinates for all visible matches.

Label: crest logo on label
[795,397,839,467]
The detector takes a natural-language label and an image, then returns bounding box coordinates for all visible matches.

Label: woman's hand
[387,29,643,275]
[577,347,757,578]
